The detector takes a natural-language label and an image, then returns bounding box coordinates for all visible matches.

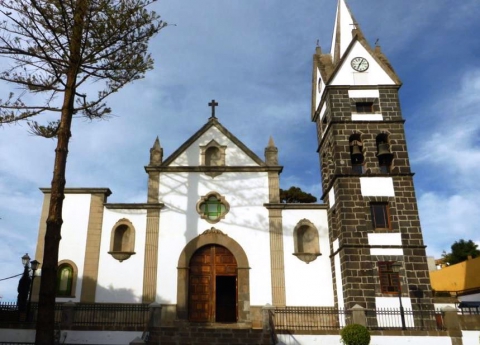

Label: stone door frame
[177,229,250,323]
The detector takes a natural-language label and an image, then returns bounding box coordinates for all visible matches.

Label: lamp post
[17,254,31,315]
[391,262,406,330]
[26,259,41,322]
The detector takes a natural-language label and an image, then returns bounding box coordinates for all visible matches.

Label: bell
[351,144,364,162]
[377,143,392,158]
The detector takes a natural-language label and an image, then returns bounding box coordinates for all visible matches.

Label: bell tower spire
[314,0,433,316]
[330,0,363,64]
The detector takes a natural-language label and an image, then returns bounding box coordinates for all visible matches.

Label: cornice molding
[264,203,328,210]
[105,203,164,210]
[145,166,283,173]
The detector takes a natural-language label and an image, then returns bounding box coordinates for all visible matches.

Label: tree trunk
[35,1,89,343]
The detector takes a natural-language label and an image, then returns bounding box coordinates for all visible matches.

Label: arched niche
[108,218,136,262]
[293,219,321,264]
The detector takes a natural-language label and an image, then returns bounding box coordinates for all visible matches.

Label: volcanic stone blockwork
[317,85,432,311]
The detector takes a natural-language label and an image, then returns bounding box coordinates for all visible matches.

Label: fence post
[350,304,367,327]
[60,301,76,330]
[262,303,274,331]
[442,306,463,345]
[148,302,162,327]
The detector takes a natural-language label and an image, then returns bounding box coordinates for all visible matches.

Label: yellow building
[430,256,480,306]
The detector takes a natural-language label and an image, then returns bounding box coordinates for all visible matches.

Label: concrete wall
[0,329,142,344]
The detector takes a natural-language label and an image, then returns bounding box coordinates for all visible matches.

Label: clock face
[351,57,369,72]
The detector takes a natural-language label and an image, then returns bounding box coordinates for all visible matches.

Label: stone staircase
[147,323,272,345]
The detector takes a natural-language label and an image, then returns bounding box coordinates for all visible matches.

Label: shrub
[340,324,371,345]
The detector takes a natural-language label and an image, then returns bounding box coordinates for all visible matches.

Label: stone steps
[147,325,271,345]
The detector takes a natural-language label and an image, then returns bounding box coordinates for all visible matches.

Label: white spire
[330,0,358,64]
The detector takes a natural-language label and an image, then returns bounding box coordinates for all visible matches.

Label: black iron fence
[0,302,149,328]
[272,306,444,331]
[366,308,444,330]
[273,307,350,330]
[71,303,149,327]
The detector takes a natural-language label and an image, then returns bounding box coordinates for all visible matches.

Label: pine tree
[280,186,317,203]
[0,1,166,342]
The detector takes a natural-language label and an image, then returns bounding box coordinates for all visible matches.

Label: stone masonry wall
[318,86,433,312]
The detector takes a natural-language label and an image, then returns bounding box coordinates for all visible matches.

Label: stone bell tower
[312,0,433,313]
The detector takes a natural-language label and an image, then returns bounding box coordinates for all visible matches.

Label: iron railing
[273,307,350,330]
[71,303,149,327]
[272,306,444,331]
[0,302,149,328]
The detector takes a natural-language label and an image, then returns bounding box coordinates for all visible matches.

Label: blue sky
[1,0,480,300]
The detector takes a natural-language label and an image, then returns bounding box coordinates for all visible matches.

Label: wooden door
[188,245,237,322]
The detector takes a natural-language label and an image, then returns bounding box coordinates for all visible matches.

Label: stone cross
[208,99,218,118]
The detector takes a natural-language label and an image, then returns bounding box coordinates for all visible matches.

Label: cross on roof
[208,99,218,119]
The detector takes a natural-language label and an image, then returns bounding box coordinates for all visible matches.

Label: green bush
[340,324,371,345]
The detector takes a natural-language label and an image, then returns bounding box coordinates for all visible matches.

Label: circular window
[197,193,229,223]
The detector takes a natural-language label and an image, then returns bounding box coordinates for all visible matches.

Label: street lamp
[26,259,41,321]
[391,262,406,330]
[17,254,31,315]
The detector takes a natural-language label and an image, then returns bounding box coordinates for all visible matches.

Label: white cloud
[413,69,480,258]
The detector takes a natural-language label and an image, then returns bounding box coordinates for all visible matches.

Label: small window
[197,192,230,223]
[57,264,74,297]
[370,203,391,230]
[355,102,374,113]
[378,261,400,294]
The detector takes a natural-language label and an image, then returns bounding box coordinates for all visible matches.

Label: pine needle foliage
[0,0,165,343]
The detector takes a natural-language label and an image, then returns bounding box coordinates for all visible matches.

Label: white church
[33,0,433,329]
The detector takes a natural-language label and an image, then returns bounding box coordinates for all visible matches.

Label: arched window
[376,133,393,173]
[109,219,136,262]
[56,260,78,297]
[349,133,365,174]
[293,219,321,264]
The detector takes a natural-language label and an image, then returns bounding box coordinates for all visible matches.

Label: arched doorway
[189,244,237,322]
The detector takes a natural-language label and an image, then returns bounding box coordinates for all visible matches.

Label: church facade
[33,0,432,326]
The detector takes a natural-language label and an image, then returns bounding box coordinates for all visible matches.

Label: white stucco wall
[278,334,452,345]
[375,296,414,328]
[348,89,380,98]
[95,209,147,303]
[169,126,258,166]
[282,209,333,306]
[463,331,480,345]
[56,194,92,302]
[157,170,272,305]
[0,329,454,345]
[368,233,404,256]
[332,238,345,325]
[331,42,395,86]
[352,114,383,121]
[360,177,395,197]
[328,187,335,208]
